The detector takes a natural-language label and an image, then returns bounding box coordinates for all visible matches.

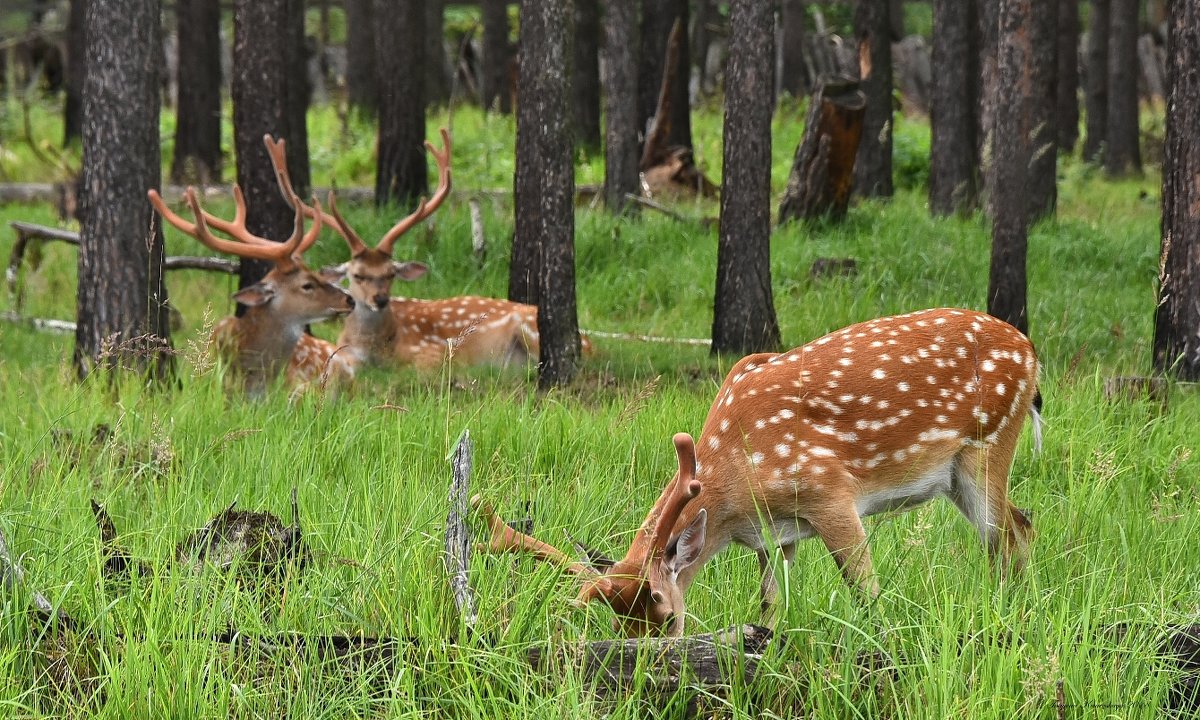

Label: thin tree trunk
[853,0,894,198]
[712,0,780,357]
[573,0,602,150]
[512,0,579,387]
[780,0,811,97]
[692,0,716,95]
[63,0,86,146]
[929,0,979,216]
[1028,0,1057,221]
[375,0,428,208]
[603,0,641,214]
[284,0,311,196]
[480,0,511,113]
[1057,0,1081,152]
[345,0,378,114]
[1082,0,1110,161]
[171,0,223,185]
[1104,0,1141,176]
[232,0,297,295]
[639,0,691,150]
[988,0,1032,336]
[425,0,451,106]
[74,0,172,378]
[978,0,1000,209]
[1152,3,1200,380]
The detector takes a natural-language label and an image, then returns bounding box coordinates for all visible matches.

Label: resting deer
[265,129,590,370]
[474,308,1042,637]
[148,178,355,396]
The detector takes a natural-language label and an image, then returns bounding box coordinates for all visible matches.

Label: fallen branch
[581,328,711,347]
[446,431,478,630]
[0,311,76,334]
[0,528,60,620]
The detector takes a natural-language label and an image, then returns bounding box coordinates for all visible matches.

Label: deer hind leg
[950,440,1033,574]
[809,500,879,596]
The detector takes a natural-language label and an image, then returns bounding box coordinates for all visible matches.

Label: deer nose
[373,294,390,309]
[345,296,356,310]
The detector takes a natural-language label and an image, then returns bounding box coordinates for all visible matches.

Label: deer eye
[352,275,367,283]
[301,282,316,291]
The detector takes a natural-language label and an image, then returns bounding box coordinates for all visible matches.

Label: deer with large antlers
[266,129,590,370]
[474,308,1042,637]
[148,154,355,396]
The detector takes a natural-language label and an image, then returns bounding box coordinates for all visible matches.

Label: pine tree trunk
[712,0,780,357]
[603,0,641,214]
[284,0,311,195]
[63,0,86,146]
[171,0,223,185]
[1104,0,1141,176]
[375,0,428,208]
[1082,0,1110,161]
[511,0,579,388]
[1028,0,1057,221]
[345,0,378,114]
[853,0,894,198]
[232,0,299,295]
[1057,0,1081,152]
[1152,4,1200,380]
[425,0,452,106]
[780,0,811,97]
[74,0,172,378]
[639,0,691,151]
[777,79,867,224]
[692,0,717,95]
[480,0,511,113]
[929,0,980,216]
[988,0,1032,336]
[978,0,999,210]
[573,0,602,150]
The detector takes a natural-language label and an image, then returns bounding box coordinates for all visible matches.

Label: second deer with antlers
[475,309,1042,637]
[268,129,590,371]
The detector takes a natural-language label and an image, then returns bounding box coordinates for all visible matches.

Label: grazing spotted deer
[474,308,1042,636]
[265,129,590,370]
[147,178,355,397]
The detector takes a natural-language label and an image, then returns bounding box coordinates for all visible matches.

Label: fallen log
[777,78,867,224]
[445,431,478,630]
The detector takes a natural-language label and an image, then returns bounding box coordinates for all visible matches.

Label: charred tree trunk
[853,0,894,198]
[712,0,780,357]
[171,0,223,185]
[1057,0,1081,152]
[780,0,811,97]
[692,0,717,95]
[480,0,511,113]
[1105,0,1141,176]
[425,0,452,107]
[639,0,691,151]
[573,0,602,150]
[345,0,378,114]
[1152,5,1200,380]
[778,80,867,224]
[929,0,980,216]
[1028,0,1058,221]
[978,0,1000,208]
[375,0,428,208]
[74,0,172,378]
[63,0,86,146]
[511,0,579,387]
[1082,0,1110,161]
[988,0,1033,336]
[284,0,311,194]
[232,0,299,295]
[603,0,641,214]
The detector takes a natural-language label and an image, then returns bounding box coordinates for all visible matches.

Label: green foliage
[892,111,932,189]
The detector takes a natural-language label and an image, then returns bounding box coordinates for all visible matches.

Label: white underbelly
[855,460,955,518]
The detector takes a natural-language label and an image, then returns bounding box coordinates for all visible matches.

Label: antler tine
[326,188,368,255]
[297,194,324,256]
[470,495,598,580]
[648,433,703,560]
[377,127,452,255]
[181,187,304,266]
[263,133,363,256]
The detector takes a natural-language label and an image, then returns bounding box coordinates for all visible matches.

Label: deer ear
[664,509,707,576]
[319,263,348,284]
[392,261,428,281]
[233,281,276,307]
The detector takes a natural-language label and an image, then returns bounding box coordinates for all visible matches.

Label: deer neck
[229,305,304,391]
[339,298,399,364]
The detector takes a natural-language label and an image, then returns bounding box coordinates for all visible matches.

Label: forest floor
[0,102,1197,718]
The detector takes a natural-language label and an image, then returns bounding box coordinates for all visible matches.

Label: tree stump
[777,79,866,224]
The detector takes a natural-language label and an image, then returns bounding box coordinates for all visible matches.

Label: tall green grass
[1,102,1196,718]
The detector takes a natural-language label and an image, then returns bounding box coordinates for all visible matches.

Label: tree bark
[978,0,999,209]
[929,0,980,216]
[573,0,602,150]
[603,0,641,214]
[712,0,780,357]
[171,0,223,185]
[780,0,811,97]
[511,0,579,387]
[425,0,452,106]
[988,0,1032,336]
[285,0,311,194]
[778,79,866,224]
[1057,0,1081,152]
[345,0,378,114]
[1082,0,1110,161]
[853,0,894,198]
[63,0,86,146]
[480,0,511,113]
[375,0,428,208]
[74,0,172,378]
[692,0,717,96]
[1104,0,1141,176]
[639,0,691,151]
[1028,0,1058,221]
[232,0,301,295]
[1152,3,1200,380]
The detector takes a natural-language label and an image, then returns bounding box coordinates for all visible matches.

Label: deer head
[265,129,451,312]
